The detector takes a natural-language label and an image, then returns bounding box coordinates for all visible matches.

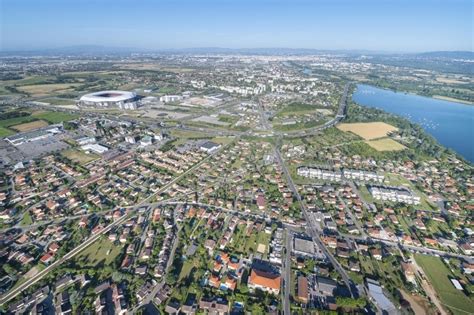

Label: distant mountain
[0,45,137,56]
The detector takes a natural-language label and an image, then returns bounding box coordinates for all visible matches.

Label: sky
[1,0,472,52]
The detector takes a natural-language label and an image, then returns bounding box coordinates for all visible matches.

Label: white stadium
[77,90,140,110]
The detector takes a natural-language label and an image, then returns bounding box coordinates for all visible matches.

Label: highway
[274,82,350,138]
[4,82,350,143]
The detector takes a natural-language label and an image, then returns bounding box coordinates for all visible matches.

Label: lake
[352,84,474,163]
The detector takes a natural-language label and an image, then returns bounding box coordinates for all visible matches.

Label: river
[352,84,474,163]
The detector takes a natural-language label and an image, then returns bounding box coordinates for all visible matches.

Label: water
[352,84,474,163]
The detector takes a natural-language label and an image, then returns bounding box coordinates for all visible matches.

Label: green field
[39,98,76,105]
[276,102,325,117]
[0,111,78,138]
[0,116,36,128]
[61,149,99,165]
[178,258,197,281]
[0,127,14,137]
[415,254,474,315]
[77,238,123,267]
[273,119,327,132]
[31,111,78,123]
[20,212,33,225]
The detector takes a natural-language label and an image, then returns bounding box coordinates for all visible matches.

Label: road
[282,229,292,315]
[5,82,350,143]
[273,145,360,299]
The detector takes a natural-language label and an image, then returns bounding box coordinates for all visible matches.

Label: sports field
[365,138,406,151]
[337,122,398,140]
[10,120,49,132]
[415,254,474,315]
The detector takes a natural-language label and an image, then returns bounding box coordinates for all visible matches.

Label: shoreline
[357,83,474,106]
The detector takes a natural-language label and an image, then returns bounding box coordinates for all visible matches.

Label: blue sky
[1,0,472,52]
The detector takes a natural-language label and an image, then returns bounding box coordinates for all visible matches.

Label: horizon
[1,45,473,55]
[1,0,472,53]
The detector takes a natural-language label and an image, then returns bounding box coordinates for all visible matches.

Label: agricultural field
[337,122,398,140]
[0,110,78,138]
[17,83,82,97]
[414,254,474,315]
[0,116,37,129]
[61,149,99,165]
[10,120,49,132]
[365,138,406,151]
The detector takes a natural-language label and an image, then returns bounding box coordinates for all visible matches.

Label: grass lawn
[0,116,36,128]
[61,149,99,165]
[20,212,33,225]
[276,102,325,117]
[358,185,374,203]
[212,136,235,145]
[256,231,271,254]
[273,119,326,132]
[158,87,177,94]
[31,111,78,123]
[0,127,14,137]
[415,254,474,315]
[218,114,239,124]
[39,97,76,105]
[179,258,197,281]
[365,138,406,151]
[359,255,376,276]
[244,233,258,253]
[169,129,213,139]
[77,238,122,267]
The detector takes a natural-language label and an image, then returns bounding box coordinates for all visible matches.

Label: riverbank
[432,95,473,105]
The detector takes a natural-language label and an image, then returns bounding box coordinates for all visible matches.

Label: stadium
[77,90,140,110]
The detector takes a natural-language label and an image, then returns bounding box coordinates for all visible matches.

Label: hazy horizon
[1,0,473,52]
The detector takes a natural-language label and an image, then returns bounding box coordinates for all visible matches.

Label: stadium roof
[79,90,136,103]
